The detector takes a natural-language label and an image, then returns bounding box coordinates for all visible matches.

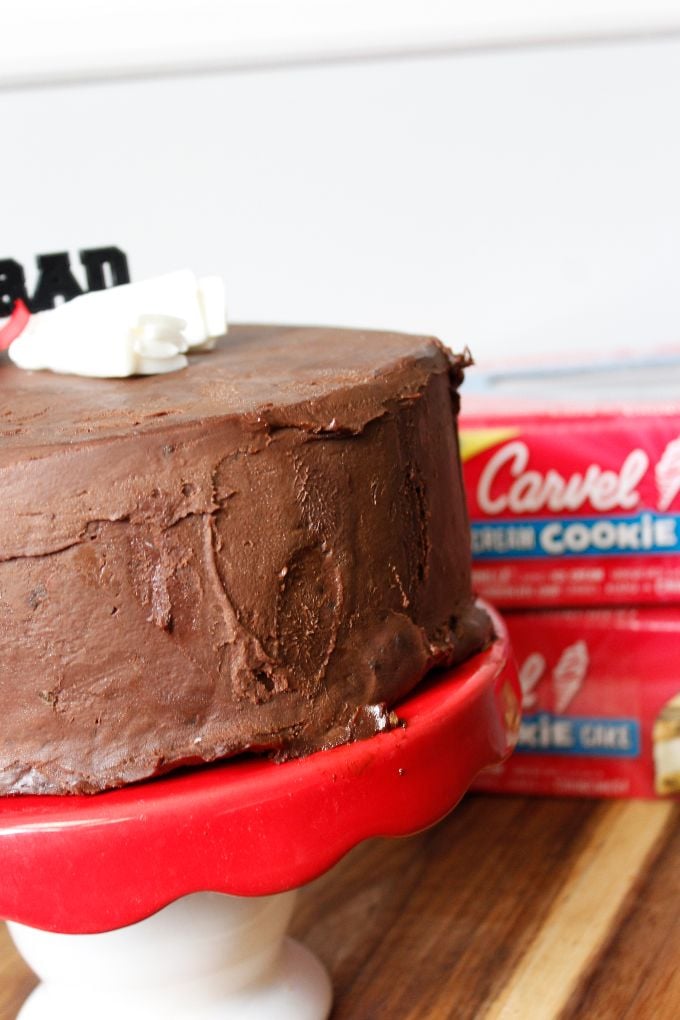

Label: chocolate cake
[1,324,490,794]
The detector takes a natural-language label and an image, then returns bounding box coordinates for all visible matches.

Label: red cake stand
[0,602,519,1020]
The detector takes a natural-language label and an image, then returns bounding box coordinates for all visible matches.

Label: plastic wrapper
[460,357,680,608]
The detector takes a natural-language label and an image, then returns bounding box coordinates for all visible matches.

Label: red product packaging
[473,608,680,799]
[459,357,680,608]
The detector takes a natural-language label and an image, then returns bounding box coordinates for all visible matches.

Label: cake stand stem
[8,891,332,1020]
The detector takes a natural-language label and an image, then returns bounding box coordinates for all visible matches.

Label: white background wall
[3,0,680,86]
[1,6,680,366]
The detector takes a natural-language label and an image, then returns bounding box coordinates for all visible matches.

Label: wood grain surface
[2,795,678,1019]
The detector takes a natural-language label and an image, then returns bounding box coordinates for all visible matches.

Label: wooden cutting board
[2,795,678,1019]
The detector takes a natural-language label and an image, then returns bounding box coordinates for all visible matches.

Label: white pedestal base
[8,891,332,1020]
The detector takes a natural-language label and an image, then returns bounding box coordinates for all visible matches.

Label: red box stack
[461,355,680,798]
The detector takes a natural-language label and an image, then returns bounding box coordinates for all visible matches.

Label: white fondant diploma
[8,270,227,378]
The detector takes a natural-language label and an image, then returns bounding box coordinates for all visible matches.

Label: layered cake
[654,694,680,795]
[1,323,490,794]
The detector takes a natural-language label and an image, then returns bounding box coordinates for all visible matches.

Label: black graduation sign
[0,247,130,318]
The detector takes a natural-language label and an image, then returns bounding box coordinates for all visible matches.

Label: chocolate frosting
[0,325,490,794]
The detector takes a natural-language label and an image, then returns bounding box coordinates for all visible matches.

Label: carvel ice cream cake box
[472,608,680,799]
[459,356,680,608]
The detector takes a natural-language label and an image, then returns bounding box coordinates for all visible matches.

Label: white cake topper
[4,270,226,378]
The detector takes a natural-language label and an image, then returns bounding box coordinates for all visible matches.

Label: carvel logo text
[461,429,680,561]
[477,440,649,516]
